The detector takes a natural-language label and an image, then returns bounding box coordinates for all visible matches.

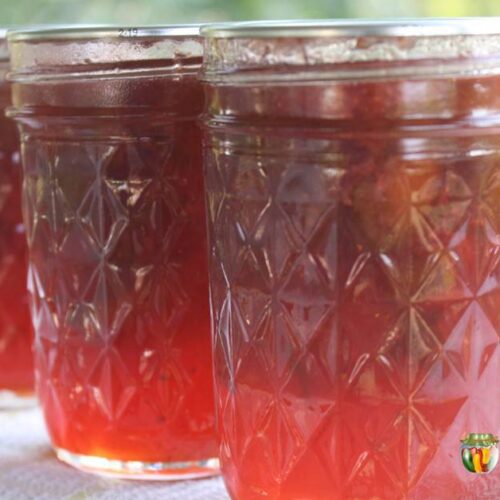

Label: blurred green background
[1,0,499,25]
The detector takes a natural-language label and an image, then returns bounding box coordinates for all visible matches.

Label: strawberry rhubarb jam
[202,20,500,499]
[0,30,33,407]
[8,26,217,479]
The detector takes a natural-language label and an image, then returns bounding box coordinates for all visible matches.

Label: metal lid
[8,24,201,42]
[201,18,500,38]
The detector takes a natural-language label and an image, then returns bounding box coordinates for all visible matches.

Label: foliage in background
[0,0,499,25]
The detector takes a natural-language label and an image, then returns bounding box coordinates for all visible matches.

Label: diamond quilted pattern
[22,120,215,462]
[206,129,500,497]
[88,348,137,421]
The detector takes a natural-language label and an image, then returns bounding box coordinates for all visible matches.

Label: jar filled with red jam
[8,26,217,479]
[0,30,34,408]
[201,20,500,499]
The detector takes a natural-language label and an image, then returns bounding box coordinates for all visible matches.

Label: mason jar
[0,29,34,408]
[8,25,217,479]
[201,20,500,498]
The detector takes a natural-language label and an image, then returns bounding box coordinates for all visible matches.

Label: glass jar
[202,19,500,498]
[0,30,34,408]
[8,26,217,479]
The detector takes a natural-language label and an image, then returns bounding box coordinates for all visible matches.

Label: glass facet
[9,27,217,479]
[202,21,500,499]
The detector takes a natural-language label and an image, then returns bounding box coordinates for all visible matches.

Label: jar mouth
[201,18,500,38]
[8,24,202,42]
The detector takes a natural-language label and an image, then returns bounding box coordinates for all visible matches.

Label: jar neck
[0,59,8,83]
[204,70,500,127]
[9,68,203,117]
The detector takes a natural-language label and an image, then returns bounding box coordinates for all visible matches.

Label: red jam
[0,69,33,399]
[203,28,500,498]
[9,31,216,474]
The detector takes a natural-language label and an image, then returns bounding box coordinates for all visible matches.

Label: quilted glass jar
[202,20,500,499]
[0,30,34,408]
[8,26,217,479]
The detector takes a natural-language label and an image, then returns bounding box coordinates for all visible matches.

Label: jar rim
[201,18,500,39]
[8,24,203,82]
[8,24,201,42]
